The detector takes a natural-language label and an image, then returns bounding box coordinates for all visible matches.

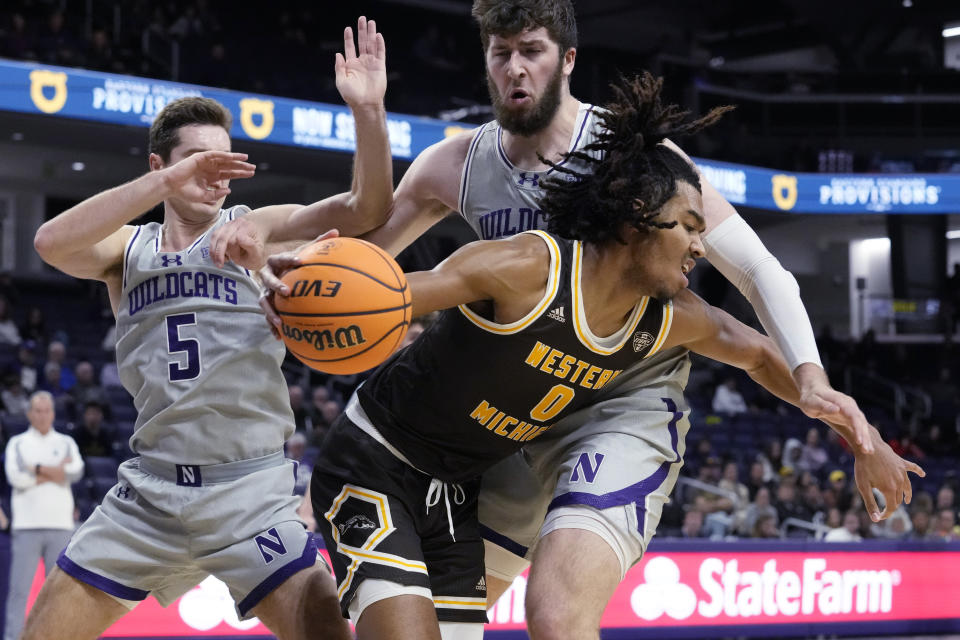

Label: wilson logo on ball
[282,325,367,351]
[289,279,342,297]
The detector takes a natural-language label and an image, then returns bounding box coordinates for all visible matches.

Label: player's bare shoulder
[400,127,478,212]
[494,232,553,290]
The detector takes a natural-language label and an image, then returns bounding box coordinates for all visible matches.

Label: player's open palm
[853,431,925,523]
[163,150,256,202]
[335,16,387,108]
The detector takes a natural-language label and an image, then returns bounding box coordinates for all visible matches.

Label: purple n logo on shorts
[255,527,288,564]
[570,452,605,483]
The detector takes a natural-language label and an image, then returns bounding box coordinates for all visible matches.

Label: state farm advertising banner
[489,542,960,637]
[17,543,960,637]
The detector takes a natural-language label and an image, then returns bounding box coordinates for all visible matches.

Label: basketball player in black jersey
[307,74,923,640]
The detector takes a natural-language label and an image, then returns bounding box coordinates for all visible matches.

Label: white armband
[702,214,822,371]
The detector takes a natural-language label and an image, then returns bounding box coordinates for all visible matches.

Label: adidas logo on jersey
[476,576,486,592]
[632,331,655,352]
[547,306,566,323]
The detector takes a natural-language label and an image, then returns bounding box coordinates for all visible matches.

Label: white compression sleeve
[702,214,823,371]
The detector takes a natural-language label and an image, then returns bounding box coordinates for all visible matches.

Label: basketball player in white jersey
[22,18,388,640]
[213,5,912,638]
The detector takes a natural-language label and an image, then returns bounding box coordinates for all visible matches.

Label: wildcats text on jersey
[476,207,546,240]
[127,270,239,316]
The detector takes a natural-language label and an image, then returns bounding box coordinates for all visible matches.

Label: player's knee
[526,597,594,640]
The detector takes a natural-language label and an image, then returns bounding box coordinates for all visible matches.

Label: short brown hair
[148,97,232,161]
[472,0,577,54]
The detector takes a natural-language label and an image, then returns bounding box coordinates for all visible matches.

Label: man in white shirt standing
[3,391,83,640]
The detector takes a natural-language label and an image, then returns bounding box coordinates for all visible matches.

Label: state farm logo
[631,556,902,621]
[178,576,261,631]
[631,557,697,620]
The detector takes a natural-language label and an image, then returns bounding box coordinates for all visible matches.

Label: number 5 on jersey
[166,313,201,381]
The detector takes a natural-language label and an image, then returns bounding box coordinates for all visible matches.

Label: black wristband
[35,463,41,474]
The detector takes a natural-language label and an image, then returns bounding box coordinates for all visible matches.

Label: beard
[487,59,564,137]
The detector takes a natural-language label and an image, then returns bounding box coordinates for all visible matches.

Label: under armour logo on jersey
[116,485,131,499]
[517,172,540,187]
[161,255,183,267]
[200,247,210,260]
[633,331,655,352]
[547,306,566,323]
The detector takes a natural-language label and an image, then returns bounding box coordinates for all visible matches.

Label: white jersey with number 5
[114,206,293,466]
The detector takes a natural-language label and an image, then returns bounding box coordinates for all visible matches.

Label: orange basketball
[275,237,411,374]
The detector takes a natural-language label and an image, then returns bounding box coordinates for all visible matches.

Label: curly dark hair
[540,72,733,245]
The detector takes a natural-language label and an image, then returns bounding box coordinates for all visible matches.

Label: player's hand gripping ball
[275,238,411,374]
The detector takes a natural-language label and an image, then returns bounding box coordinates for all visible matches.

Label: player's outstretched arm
[664,139,827,405]
[209,17,394,269]
[664,289,923,520]
[35,150,253,282]
[405,233,551,318]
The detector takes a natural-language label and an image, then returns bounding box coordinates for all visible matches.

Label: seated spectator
[936,485,957,511]
[739,486,778,536]
[18,306,47,348]
[40,361,72,415]
[931,508,960,541]
[798,427,828,474]
[308,386,331,424]
[0,296,21,346]
[823,507,842,530]
[712,376,747,415]
[288,385,309,433]
[45,341,75,391]
[757,439,783,483]
[825,469,854,513]
[309,398,342,447]
[908,509,932,540]
[680,508,706,538]
[824,510,863,542]
[752,514,780,539]
[800,480,826,523]
[1,374,30,417]
[70,361,107,417]
[285,432,312,497]
[873,505,913,539]
[774,481,813,524]
[1,13,36,60]
[746,460,772,500]
[781,437,803,475]
[36,9,81,66]
[73,402,115,458]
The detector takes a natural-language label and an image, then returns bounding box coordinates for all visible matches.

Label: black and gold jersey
[357,230,673,483]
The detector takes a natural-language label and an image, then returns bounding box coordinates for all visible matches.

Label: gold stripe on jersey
[646,300,674,358]
[433,596,488,609]
[571,241,649,355]
[324,485,428,600]
[458,230,561,334]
